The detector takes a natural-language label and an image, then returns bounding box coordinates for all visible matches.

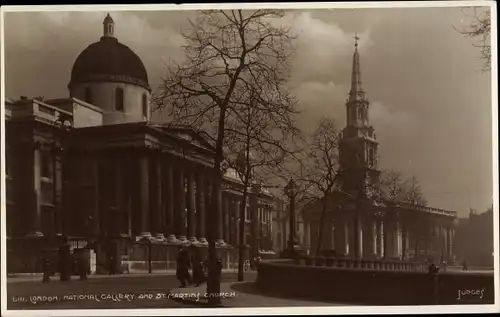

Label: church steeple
[349,33,366,103]
[345,33,369,127]
[103,13,115,39]
[339,32,380,194]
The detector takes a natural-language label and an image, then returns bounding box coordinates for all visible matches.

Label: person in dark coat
[176,246,192,287]
[462,260,468,271]
[108,254,116,275]
[190,246,206,286]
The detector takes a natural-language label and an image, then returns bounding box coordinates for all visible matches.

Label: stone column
[175,168,187,242]
[372,220,378,258]
[382,219,390,259]
[362,217,375,259]
[448,227,454,260]
[222,193,230,244]
[139,154,151,237]
[195,172,207,244]
[92,152,100,237]
[227,197,234,245]
[304,220,311,251]
[27,142,43,237]
[154,157,164,239]
[323,220,333,250]
[396,220,402,259]
[205,178,212,243]
[164,160,177,243]
[334,217,347,256]
[384,218,396,259]
[186,170,197,243]
[115,153,124,237]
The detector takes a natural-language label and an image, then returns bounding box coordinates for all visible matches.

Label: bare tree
[379,169,407,203]
[379,170,427,260]
[225,87,300,281]
[297,117,341,260]
[154,9,295,302]
[403,175,427,207]
[454,7,491,72]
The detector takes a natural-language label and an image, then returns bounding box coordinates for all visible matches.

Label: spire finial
[354,32,360,48]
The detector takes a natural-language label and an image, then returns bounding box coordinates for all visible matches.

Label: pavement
[169,281,351,307]
[7,269,238,284]
[6,271,246,310]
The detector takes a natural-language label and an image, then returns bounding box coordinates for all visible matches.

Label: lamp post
[79,215,93,280]
[283,179,297,258]
[54,114,73,281]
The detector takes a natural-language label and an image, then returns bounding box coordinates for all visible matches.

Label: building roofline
[46,97,104,114]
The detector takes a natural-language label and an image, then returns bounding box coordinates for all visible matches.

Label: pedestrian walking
[190,246,206,286]
[108,254,116,275]
[176,246,192,287]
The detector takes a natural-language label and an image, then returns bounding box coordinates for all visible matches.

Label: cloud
[2,8,493,217]
[370,101,419,136]
[284,11,372,88]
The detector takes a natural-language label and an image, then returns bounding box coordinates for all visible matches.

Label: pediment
[149,123,215,152]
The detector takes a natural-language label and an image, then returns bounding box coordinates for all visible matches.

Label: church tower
[339,34,380,196]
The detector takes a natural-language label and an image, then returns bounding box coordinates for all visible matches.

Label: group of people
[176,245,209,287]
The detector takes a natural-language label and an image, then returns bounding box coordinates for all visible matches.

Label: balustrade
[296,255,426,272]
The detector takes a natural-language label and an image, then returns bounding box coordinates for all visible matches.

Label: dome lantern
[103,13,115,38]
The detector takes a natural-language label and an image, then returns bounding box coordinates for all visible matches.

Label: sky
[2,5,494,218]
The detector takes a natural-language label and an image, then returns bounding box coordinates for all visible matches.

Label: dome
[68,15,150,91]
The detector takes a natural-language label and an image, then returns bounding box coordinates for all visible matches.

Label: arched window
[142,94,148,118]
[358,107,363,121]
[84,87,93,104]
[115,87,124,111]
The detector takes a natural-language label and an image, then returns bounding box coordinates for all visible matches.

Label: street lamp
[283,179,298,258]
[54,113,73,281]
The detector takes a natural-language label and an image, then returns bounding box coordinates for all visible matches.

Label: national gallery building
[4,15,276,273]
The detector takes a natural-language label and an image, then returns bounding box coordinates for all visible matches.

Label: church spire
[349,33,366,102]
[103,13,115,39]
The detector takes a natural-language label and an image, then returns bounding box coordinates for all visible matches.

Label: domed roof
[68,15,150,91]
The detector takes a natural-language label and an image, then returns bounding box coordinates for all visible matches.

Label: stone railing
[295,256,427,272]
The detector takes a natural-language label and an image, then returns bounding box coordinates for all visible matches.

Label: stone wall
[257,260,495,305]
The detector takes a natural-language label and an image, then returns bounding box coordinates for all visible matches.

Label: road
[8,272,255,310]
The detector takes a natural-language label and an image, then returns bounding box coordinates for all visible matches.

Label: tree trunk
[237,184,249,281]
[207,166,222,305]
[315,194,328,260]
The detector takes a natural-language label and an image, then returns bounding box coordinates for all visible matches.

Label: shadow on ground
[229,282,349,305]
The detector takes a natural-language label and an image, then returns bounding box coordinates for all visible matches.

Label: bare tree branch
[454,7,491,72]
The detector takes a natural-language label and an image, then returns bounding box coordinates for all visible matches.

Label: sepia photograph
[0,1,498,316]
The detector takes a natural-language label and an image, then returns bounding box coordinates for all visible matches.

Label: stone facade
[4,14,279,274]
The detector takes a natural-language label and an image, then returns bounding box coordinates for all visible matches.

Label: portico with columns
[5,14,281,275]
